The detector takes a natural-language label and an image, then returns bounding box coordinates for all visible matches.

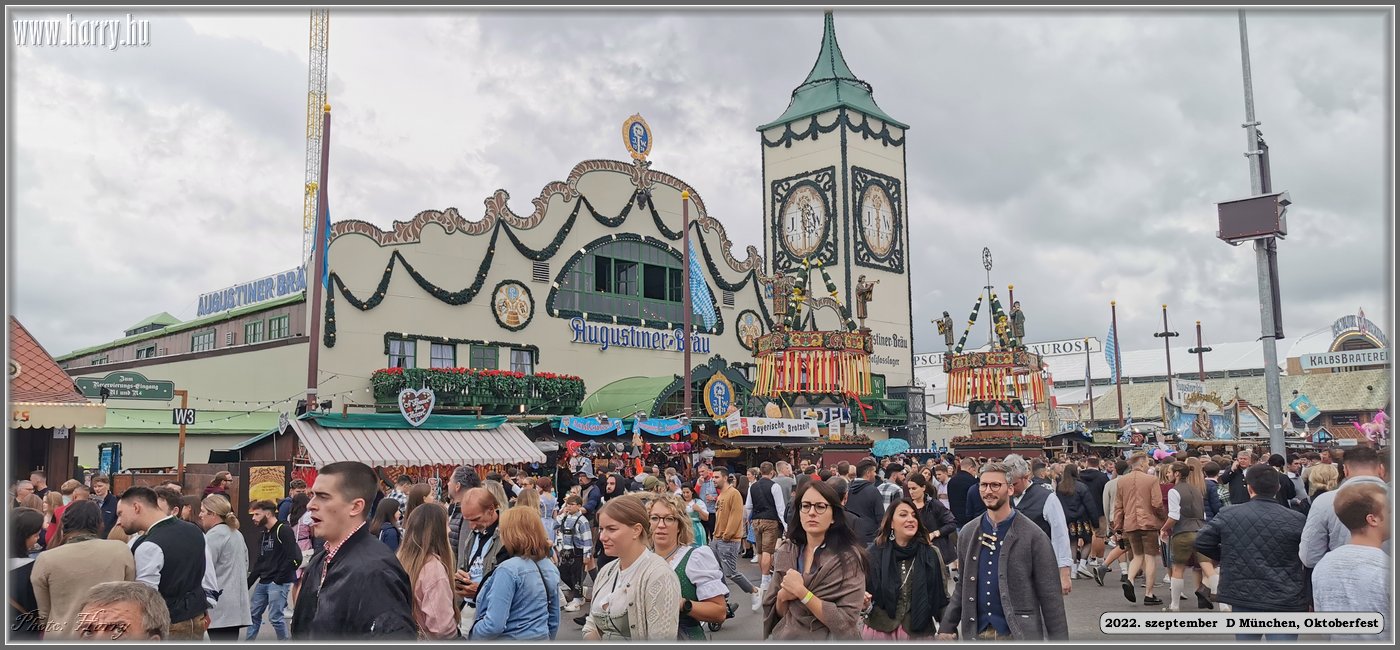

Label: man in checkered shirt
[879,463,908,512]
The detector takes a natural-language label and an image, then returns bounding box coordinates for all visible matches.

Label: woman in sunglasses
[646,494,729,640]
[761,480,867,640]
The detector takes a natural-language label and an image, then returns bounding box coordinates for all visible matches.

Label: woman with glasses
[198,494,252,641]
[647,494,729,640]
[863,498,950,640]
[582,494,681,641]
[762,480,867,640]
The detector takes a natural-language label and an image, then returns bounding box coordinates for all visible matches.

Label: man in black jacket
[292,461,416,640]
[117,486,210,640]
[947,458,979,526]
[91,474,119,536]
[1194,464,1307,638]
[1215,450,1254,506]
[247,499,300,641]
[846,460,884,547]
[1077,457,1111,571]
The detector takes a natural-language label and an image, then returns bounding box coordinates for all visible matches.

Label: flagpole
[681,190,693,419]
[1112,300,1124,427]
[305,104,332,410]
[1085,338,1095,422]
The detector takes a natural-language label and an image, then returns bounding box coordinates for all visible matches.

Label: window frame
[388,338,416,369]
[560,240,691,323]
[191,329,216,353]
[135,345,156,359]
[430,343,456,369]
[245,320,264,345]
[469,344,499,370]
[268,315,290,340]
[509,348,534,375]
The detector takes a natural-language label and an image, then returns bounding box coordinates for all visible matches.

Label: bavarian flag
[688,237,717,329]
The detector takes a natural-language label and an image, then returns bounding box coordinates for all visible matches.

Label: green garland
[489,280,535,332]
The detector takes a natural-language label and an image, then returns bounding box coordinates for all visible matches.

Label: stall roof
[580,376,675,419]
[10,317,105,429]
[289,415,544,467]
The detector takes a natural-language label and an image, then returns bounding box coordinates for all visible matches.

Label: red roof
[9,317,91,404]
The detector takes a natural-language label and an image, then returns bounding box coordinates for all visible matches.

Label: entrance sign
[77,371,175,401]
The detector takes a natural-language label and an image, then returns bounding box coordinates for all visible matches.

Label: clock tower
[759,11,913,388]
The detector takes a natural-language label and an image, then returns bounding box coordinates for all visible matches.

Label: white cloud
[9,9,1390,357]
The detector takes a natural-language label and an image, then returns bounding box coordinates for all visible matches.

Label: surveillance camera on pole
[1215,190,1290,246]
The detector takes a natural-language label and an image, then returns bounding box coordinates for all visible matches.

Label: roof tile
[10,317,91,405]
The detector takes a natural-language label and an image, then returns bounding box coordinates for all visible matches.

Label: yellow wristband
[801,591,815,604]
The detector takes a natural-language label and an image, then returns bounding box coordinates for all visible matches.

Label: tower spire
[758,11,907,131]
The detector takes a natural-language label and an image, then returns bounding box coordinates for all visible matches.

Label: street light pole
[1154,304,1179,397]
[1238,10,1286,457]
[682,190,693,419]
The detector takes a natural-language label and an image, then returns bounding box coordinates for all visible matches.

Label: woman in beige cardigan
[582,494,680,641]
[31,501,135,636]
[762,480,868,640]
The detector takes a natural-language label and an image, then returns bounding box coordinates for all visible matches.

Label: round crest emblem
[622,114,653,161]
[492,280,534,331]
[736,310,763,351]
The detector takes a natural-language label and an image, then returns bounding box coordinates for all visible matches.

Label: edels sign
[969,400,1028,432]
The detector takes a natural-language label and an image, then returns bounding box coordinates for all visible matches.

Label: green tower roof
[758,12,908,132]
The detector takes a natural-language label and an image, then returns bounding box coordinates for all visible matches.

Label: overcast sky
[9,8,1392,361]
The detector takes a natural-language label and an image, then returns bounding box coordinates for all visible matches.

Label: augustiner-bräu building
[56,12,922,471]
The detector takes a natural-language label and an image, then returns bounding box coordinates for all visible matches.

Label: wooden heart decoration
[398,388,436,427]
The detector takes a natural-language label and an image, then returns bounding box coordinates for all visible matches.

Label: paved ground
[256,559,1228,641]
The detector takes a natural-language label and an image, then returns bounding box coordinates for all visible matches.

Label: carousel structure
[748,258,879,438]
[937,248,1052,458]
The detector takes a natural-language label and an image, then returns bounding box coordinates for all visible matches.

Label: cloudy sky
[9,8,1392,360]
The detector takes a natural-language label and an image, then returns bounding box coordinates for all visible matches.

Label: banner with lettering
[636,418,687,437]
[724,415,819,438]
[559,416,624,436]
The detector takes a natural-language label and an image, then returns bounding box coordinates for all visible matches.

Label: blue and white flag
[320,203,332,289]
[1105,323,1119,384]
[688,238,717,329]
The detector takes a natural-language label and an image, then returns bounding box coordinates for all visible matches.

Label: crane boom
[302,9,329,266]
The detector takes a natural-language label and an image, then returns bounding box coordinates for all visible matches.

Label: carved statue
[1192,408,1215,440]
[855,274,879,325]
[1010,301,1026,341]
[768,274,798,329]
[936,311,955,349]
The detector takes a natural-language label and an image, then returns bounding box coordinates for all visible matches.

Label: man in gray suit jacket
[938,462,1068,641]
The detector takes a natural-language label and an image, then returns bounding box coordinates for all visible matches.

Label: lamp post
[1217,11,1288,457]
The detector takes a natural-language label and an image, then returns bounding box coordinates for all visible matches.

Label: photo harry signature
[13,610,130,639]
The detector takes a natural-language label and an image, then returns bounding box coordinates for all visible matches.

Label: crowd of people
[6,445,1390,641]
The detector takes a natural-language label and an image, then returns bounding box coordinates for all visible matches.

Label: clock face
[860,185,896,257]
[780,185,828,258]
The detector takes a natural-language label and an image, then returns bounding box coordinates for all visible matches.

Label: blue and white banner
[636,419,687,437]
[1105,323,1119,384]
[688,238,717,328]
[559,416,624,436]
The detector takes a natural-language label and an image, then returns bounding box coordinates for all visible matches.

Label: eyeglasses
[649,515,680,527]
[979,482,1007,491]
[798,502,831,514]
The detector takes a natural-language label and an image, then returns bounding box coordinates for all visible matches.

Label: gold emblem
[622,114,653,161]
